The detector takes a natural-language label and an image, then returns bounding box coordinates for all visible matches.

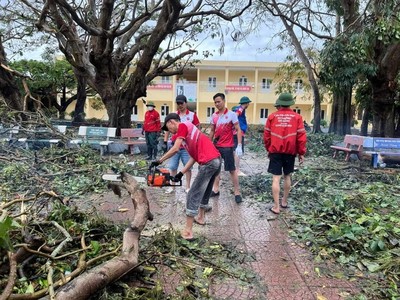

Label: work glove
[171,171,184,182]
[149,160,161,168]
[162,141,168,153]
[235,144,243,157]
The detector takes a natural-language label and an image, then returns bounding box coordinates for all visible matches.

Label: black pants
[145,131,159,158]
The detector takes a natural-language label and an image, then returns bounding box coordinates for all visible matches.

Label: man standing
[143,101,161,160]
[232,96,252,175]
[209,93,243,204]
[163,95,200,192]
[264,93,307,214]
[152,113,221,240]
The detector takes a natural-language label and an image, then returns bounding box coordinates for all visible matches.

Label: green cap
[146,101,156,107]
[239,96,252,104]
[275,93,295,106]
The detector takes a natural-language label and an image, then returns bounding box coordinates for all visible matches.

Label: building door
[160,105,170,122]
[130,105,138,121]
[207,107,216,123]
[259,108,268,124]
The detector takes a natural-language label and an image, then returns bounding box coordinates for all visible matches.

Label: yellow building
[67,60,331,125]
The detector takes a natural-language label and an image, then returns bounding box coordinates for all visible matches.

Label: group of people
[143,92,307,240]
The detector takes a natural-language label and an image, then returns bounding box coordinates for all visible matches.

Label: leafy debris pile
[240,158,400,300]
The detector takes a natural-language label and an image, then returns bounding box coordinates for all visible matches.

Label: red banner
[148,83,173,90]
[225,85,251,92]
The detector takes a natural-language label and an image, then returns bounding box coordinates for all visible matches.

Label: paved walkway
[96,153,360,299]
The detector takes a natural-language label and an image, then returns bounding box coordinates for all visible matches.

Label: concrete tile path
[95,153,361,299]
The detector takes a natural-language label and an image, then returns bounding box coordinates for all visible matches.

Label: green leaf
[90,241,101,255]
[363,261,380,272]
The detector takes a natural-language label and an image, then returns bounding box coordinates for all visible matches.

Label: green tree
[9,58,77,118]
[321,0,400,137]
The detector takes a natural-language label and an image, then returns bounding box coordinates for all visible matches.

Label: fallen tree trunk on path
[53,172,153,300]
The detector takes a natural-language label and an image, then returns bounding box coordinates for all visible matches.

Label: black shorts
[233,135,245,153]
[217,147,236,171]
[268,153,296,175]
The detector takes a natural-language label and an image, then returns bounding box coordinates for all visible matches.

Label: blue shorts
[168,148,192,171]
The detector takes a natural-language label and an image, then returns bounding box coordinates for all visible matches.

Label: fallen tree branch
[54,172,152,299]
[0,252,17,300]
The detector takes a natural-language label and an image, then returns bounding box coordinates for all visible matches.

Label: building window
[321,110,325,120]
[294,78,303,91]
[260,108,269,118]
[207,107,215,118]
[293,108,301,114]
[161,76,170,83]
[132,105,138,115]
[208,77,216,88]
[261,78,272,90]
[239,76,248,86]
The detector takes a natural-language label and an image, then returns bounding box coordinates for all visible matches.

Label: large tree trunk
[311,87,322,133]
[54,172,152,299]
[72,74,87,124]
[360,107,370,136]
[369,73,397,137]
[0,37,23,111]
[329,90,352,135]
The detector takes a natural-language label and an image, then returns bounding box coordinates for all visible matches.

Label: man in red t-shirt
[209,93,243,204]
[151,113,221,240]
[162,95,200,192]
[143,101,161,160]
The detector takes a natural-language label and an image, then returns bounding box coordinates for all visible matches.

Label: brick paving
[95,153,361,299]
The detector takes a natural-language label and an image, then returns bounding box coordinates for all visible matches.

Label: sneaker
[238,171,247,177]
[184,188,190,193]
[204,205,212,212]
[235,195,242,203]
[210,191,220,197]
[145,156,152,160]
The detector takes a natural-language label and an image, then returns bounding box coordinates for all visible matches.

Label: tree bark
[0,36,23,111]
[360,107,370,136]
[54,172,152,299]
[72,74,87,124]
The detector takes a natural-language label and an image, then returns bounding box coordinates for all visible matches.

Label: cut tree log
[52,172,153,300]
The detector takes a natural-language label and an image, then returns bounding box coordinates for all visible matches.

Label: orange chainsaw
[146,165,182,187]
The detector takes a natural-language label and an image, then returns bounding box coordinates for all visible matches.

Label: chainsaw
[146,165,182,187]
[102,165,182,187]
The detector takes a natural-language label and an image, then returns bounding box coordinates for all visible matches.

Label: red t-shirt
[143,110,161,132]
[175,122,220,164]
[211,108,239,147]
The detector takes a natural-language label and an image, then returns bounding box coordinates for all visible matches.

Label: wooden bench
[367,138,400,168]
[69,126,117,156]
[120,128,145,155]
[331,135,364,161]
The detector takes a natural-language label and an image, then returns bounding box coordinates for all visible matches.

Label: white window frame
[161,76,170,83]
[295,78,303,91]
[239,76,248,86]
[261,78,272,90]
[208,77,217,88]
